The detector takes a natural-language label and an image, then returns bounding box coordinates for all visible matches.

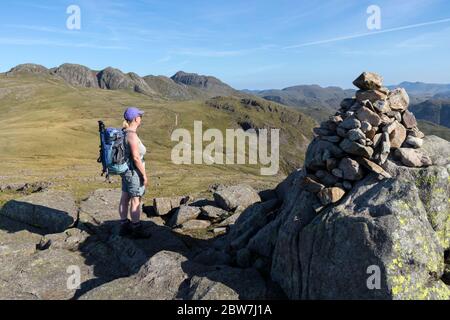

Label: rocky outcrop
[5,64,240,100]
[171,71,237,97]
[6,63,49,76]
[96,67,155,96]
[221,134,450,300]
[50,63,99,88]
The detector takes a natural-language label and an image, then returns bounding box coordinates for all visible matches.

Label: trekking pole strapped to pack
[97,121,109,179]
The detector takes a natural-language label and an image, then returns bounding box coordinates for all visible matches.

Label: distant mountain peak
[6,63,49,75]
[171,70,236,96]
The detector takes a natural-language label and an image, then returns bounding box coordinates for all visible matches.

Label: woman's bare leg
[119,192,131,220]
[130,197,142,224]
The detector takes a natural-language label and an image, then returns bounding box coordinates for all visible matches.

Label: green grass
[418,120,450,141]
[0,73,313,204]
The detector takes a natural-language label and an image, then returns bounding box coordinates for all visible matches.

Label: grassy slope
[417,120,450,141]
[0,74,314,205]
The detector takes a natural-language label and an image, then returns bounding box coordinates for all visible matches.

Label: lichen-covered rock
[268,162,449,300]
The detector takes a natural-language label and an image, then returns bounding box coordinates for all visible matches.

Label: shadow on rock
[0,190,276,300]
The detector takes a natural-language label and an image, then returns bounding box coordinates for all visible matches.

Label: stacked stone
[304,72,432,209]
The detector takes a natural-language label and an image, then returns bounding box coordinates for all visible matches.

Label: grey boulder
[0,190,78,234]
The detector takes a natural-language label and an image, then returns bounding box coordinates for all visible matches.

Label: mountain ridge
[5,63,239,101]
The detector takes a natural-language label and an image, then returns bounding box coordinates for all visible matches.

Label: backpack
[97,121,130,178]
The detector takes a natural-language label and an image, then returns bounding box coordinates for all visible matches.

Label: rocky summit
[0,72,449,300]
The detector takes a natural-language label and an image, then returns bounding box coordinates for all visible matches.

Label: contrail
[284,17,450,49]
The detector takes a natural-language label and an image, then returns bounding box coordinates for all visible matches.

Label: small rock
[347,128,366,141]
[388,88,410,111]
[168,205,201,227]
[356,90,388,103]
[216,212,242,227]
[300,177,325,193]
[313,127,333,136]
[357,157,392,179]
[356,107,382,127]
[321,135,341,143]
[340,98,356,110]
[200,206,229,222]
[153,197,186,216]
[405,136,423,148]
[330,115,343,123]
[402,110,418,129]
[339,158,364,181]
[339,117,361,130]
[379,132,391,164]
[408,128,425,139]
[360,121,372,133]
[395,148,433,168]
[315,170,339,187]
[373,100,390,113]
[331,168,344,178]
[372,133,382,148]
[340,139,374,158]
[317,187,346,206]
[380,114,395,125]
[353,72,383,90]
[365,127,378,140]
[388,121,407,149]
[305,139,345,171]
[386,111,402,122]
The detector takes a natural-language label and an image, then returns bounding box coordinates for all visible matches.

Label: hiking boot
[119,219,133,237]
[130,223,152,239]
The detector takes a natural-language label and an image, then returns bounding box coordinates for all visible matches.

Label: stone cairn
[303,72,432,209]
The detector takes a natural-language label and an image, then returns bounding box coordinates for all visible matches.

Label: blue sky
[1,0,450,89]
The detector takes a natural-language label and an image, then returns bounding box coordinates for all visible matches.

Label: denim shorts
[121,169,146,198]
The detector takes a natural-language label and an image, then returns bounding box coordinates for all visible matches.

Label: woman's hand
[143,175,149,187]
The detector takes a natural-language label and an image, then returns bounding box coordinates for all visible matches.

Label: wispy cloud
[0,37,129,50]
[284,17,450,49]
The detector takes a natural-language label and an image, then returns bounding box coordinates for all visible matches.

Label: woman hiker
[118,107,151,238]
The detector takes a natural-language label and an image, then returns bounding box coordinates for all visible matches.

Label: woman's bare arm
[128,133,148,186]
